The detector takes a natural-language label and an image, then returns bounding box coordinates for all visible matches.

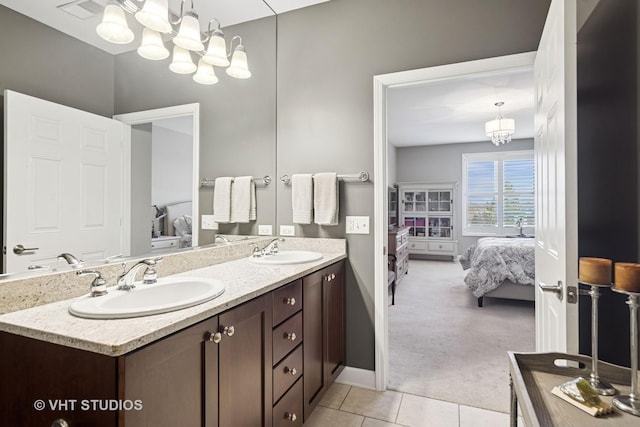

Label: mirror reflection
[0,3,277,275]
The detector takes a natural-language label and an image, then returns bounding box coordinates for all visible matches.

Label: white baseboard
[335,367,377,390]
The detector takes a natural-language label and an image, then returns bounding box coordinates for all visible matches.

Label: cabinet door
[124,317,218,427]
[303,268,325,420]
[218,294,273,427]
[324,261,345,381]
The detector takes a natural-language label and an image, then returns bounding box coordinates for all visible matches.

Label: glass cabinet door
[403,191,427,213]
[428,191,452,213]
[404,216,426,237]
[428,216,452,238]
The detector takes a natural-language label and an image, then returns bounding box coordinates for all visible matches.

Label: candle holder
[611,287,640,416]
[579,281,617,395]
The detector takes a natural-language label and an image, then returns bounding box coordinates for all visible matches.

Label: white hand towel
[249,181,257,221]
[230,176,253,223]
[212,177,233,223]
[313,172,339,226]
[292,174,313,224]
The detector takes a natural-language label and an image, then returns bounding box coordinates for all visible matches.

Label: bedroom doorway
[373,52,540,395]
[114,104,200,256]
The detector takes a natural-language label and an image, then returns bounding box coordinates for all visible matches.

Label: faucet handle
[76,270,108,297]
[143,257,163,266]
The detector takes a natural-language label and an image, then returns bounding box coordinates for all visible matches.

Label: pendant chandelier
[96,0,251,86]
[485,102,515,146]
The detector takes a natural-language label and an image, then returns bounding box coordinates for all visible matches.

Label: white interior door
[4,90,125,272]
[534,0,579,353]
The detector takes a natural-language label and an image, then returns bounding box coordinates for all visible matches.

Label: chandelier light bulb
[135,0,172,33]
[169,45,197,74]
[226,44,251,79]
[203,29,230,67]
[96,3,134,44]
[193,59,219,85]
[173,11,205,51]
[137,27,169,60]
[485,102,515,146]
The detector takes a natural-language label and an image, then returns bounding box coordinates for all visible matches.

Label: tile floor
[303,383,524,427]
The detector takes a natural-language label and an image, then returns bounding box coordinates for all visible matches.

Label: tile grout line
[394,392,405,424]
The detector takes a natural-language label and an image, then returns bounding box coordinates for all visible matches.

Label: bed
[459,237,535,307]
[164,201,193,248]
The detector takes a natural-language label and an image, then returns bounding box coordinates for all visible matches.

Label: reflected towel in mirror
[230,176,254,223]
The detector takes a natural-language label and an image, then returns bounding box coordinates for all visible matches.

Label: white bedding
[459,237,535,298]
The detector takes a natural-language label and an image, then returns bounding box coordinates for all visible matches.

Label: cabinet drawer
[427,241,455,253]
[273,279,302,326]
[150,238,179,250]
[400,231,409,245]
[273,312,302,363]
[396,257,406,277]
[409,241,426,251]
[397,244,408,260]
[273,345,303,403]
[273,378,303,427]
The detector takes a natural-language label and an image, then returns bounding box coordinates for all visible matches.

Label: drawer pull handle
[284,297,296,306]
[284,366,298,376]
[285,412,297,422]
[284,332,297,341]
[223,326,235,337]
[207,332,222,343]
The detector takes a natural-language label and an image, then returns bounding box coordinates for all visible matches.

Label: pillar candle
[614,262,640,293]
[578,257,612,285]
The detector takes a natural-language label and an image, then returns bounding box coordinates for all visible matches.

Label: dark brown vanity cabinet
[125,294,273,427]
[0,260,346,427]
[303,260,346,421]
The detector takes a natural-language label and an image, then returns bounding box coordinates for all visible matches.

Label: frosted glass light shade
[173,12,205,51]
[137,28,169,60]
[485,117,515,145]
[135,0,172,33]
[203,30,230,67]
[169,46,196,74]
[97,3,134,44]
[226,46,251,79]
[193,59,219,85]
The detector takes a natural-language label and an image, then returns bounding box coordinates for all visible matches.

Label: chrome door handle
[538,280,563,300]
[13,244,39,255]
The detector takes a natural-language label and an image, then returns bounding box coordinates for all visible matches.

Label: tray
[508,352,636,426]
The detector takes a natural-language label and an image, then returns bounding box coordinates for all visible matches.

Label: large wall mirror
[0,2,277,275]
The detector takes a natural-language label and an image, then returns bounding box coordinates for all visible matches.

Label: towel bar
[280,171,369,185]
[200,175,272,187]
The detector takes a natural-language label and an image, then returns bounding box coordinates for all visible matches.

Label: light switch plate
[280,225,295,236]
[201,215,218,230]
[346,216,370,234]
[258,225,273,236]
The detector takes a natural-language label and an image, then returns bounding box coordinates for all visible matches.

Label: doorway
[114,103,200,256]
[373,52,537,392]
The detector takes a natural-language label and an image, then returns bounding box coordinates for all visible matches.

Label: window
[462,151,534,236]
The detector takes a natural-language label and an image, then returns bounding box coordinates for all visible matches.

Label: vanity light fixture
[485,102,515,146]
[96,0,251,85]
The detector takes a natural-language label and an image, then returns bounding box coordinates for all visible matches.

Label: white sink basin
[249,250,323,265]
[69,277,225,319]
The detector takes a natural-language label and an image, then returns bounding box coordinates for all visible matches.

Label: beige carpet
[388,259,535,413]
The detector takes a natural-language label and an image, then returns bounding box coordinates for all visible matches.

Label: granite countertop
[0,251,346,357]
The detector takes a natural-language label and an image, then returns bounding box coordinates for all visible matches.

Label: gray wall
[0,6,114,117]
[275,0,549,369]
[395,139,534,253]
[151,125,193,208]
[131,124,153,255]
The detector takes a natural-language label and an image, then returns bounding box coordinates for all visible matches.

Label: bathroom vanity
[0,243,346,426]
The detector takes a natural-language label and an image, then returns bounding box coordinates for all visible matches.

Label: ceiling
[0,0,330,55]
[387,67,534,147]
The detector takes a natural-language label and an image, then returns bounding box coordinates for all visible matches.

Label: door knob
[13,244,39,255]
[538,280,563,301]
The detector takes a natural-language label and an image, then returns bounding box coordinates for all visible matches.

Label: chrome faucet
[117,257,163,291]
[252,238,285,257]
[515,218,524,237]
[215,235,230,244]
[58,253,85,268]
[77,270,108,297]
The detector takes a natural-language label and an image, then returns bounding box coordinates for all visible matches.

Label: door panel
[534,0,579,353]
[4,90,124,272]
